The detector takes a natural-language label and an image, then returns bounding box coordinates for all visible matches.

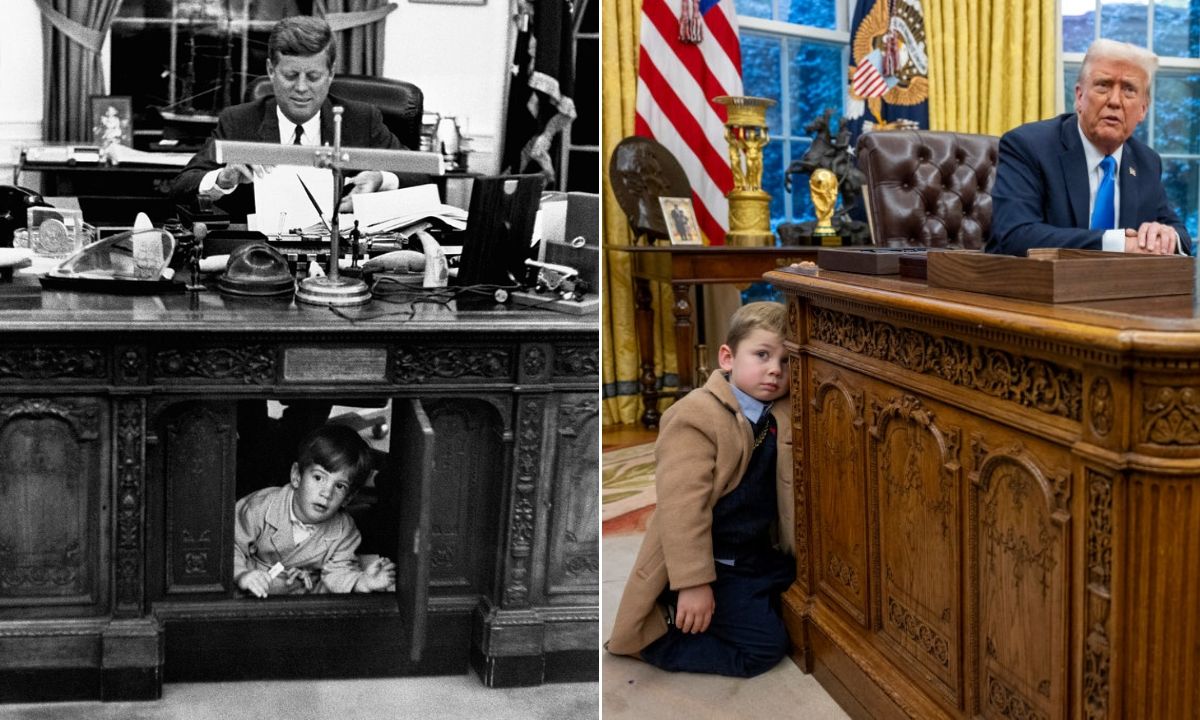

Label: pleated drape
[317,0,395,76]
[39,0,124,143]
[601,0,679,427]
[925,0,1057,135]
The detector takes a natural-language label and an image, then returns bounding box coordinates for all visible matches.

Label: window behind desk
[1063,0,1200,246]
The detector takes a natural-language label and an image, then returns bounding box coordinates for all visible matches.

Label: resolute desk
[769,266,1200,719]
[0,279,597,701]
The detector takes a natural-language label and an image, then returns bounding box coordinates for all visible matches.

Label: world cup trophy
[714,95,776,247]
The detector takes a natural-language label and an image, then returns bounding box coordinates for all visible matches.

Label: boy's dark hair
[295,423,373,491]
[268,16,337,70]
[725,301,787,352]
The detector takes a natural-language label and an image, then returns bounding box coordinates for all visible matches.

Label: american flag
[636,0,742,245]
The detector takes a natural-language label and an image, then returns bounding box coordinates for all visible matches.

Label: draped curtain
[316,0,396,76]
[602,0,679,426]
[38,0,124,143]
[925,0,1057,135]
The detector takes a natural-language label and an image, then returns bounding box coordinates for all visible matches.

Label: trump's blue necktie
[1090,155,1116,230]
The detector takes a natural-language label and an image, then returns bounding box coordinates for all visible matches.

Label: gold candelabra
[714,95,775,247]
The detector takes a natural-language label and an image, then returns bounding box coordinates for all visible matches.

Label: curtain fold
[39,0,124,143]
[316,0,395,76]
[601,0,678,427]
[926,0,1056,136]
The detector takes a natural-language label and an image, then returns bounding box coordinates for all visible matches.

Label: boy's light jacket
[607,370,794,656]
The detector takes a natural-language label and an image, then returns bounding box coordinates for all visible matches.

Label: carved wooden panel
[871,393,962,701]
[551,344,599,379]
[423,398,506,593]
[971,442,1069,720]
[545,394,600,597]
[163,403,236,594]
[392,345,514,384]
[809,368,869,626]
[0,397,103,608]
[502,395,545,608]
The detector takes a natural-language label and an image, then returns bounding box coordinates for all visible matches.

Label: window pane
[786,0,836,30]
[734,0,772,21]
[788,138,814,224]
[1153,0,1200,58]
[1064,64,1079,112]
[763,138,786,228]
[1154,71,1200,154]
[1101,0,1148,46]
[741,33,783,132]
[1162,158,1200,243]
[1063,1,1096,53]
[789,40,843,138]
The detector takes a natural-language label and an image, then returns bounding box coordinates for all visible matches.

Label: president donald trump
[988,39,1191,256]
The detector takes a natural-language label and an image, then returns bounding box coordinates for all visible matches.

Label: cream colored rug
[602,443,657,522]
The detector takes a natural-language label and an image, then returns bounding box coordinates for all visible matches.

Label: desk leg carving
[634,278,660,428]
[672,283,694,394]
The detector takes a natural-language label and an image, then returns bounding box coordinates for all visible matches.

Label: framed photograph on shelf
[90,95,133,149]
[659,196,703,245]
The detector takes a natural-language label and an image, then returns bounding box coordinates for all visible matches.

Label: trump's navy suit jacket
[170,94,402,221]
[987,113,1191,255]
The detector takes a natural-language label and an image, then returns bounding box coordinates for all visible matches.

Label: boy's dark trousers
[640,410,795,677]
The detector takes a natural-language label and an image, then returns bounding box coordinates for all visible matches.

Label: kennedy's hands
[338,171,385,212]
[1124,222,1179,255]
[675,584,715,634]
[215,163,266,190]
[360,556,396,592]
[236,569,271,598]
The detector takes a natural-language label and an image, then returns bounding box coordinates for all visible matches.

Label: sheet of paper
[253,165,336,234]
[351,184,468,233]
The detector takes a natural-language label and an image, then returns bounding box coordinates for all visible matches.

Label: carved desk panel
[0,283,598,702]
[768,268,1200,720]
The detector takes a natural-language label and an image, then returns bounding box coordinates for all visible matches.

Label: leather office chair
[855,130,999,249]
[247,74,424,150]
[609,136,692,244]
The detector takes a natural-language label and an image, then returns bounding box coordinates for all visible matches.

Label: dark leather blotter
[817,247,928,275]
[928,248,1194,302]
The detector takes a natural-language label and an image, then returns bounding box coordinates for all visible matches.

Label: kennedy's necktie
[1090,155,1116,230]
[292,125,304,145]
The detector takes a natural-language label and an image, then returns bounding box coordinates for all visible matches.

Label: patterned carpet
[601,442,657,523]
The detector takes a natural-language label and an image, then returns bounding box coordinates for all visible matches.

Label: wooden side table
[607,244,818,427]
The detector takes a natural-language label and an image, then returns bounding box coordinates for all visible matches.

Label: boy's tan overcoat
[607,370,794,656]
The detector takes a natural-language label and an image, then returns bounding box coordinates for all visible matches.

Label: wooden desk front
[769,268,1200,719]
[609,244,816,427]
[0,280,598,701]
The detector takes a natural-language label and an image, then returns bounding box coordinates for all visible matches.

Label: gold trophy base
[726,190,774,247]
[814,226,842,247]
[296,275,372,306]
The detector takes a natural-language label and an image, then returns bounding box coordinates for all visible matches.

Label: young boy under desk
[234,423,395,597]
[608,301,796,677]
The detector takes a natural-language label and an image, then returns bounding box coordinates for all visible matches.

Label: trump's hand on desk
[1125,222,1180,254]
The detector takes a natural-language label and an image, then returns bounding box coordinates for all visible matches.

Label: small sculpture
[778,108,870,246]
[810,169,838,243]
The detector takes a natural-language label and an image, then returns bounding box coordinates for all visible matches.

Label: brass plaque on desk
[928,248,1193,303]
[283,347,388,382]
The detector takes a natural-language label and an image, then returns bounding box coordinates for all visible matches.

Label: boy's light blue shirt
[728,378,767,424]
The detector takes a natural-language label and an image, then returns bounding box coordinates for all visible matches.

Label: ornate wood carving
[987,671,1048,720]
[522,346,548,378]
[152,346,275,384]
[547,396,599,593]
[115,399,145,616]
[392,346,512,383]
[503,397,543,607]
[886,594,949,668]
[552,345,598,378]
[1083,470,1113,720]
[1088,378,1113,438]
[0,398,100,439]
[828,552,859,592]
[118,348,143,384]
[165,404,232,593]
[0,347,108,380]
[810,307,1082,421]
[1141,383,1200,445]
[791,356,809,590]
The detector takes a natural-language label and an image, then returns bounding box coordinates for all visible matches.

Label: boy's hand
[360,557,396,592]
[675,584,715,634]
[237,569,272,598]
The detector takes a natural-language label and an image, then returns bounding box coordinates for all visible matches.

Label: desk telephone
[0,185,49,248]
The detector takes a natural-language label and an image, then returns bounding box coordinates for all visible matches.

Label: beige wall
[0,0,514,185]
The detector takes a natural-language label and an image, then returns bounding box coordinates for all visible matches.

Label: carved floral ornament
[1141,382,1200,445]
[1088,377,1113,438]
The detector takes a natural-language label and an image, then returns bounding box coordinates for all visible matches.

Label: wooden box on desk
[928,247,1193,302]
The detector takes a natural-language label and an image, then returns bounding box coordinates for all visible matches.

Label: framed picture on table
[659,196,703,245]
[90,95,133,149]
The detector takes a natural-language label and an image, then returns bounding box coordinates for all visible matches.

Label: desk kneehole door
[395,398,434,663]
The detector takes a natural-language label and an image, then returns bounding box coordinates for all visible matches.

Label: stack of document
[351,184,468,235]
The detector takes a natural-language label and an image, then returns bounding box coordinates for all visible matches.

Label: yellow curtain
[926,0,1057,136]
[602,0,679,427]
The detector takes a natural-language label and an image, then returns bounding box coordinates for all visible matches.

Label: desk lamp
[216,108,442,306]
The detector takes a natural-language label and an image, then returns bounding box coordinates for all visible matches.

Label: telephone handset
[0,186,49,248]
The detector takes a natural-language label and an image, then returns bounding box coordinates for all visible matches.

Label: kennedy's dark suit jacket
[987,113,1191,255]
[170,94,402,220]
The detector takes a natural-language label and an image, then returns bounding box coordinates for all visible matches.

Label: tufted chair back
[855,130,999,249]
